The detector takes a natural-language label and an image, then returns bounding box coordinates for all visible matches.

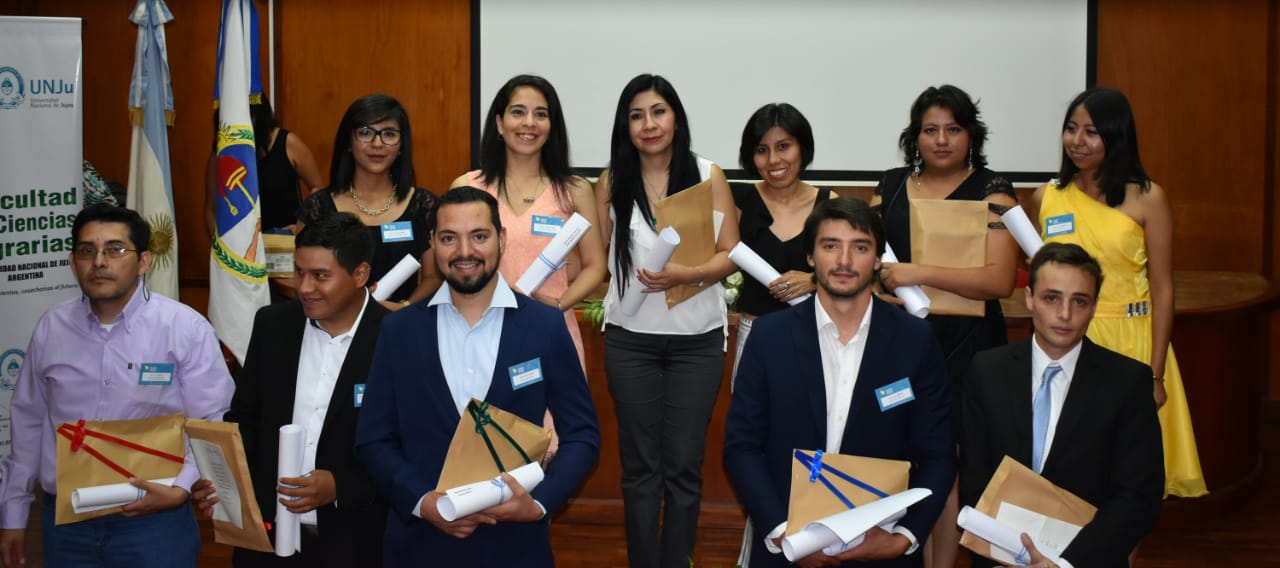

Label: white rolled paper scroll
[1001,205,1044,258]
[728,242,808,306]
[275,425,305,557]
[515,212,593,295]
[437,461,545,522]
[957,505,1069,567]
[371,254,422,301]
[71,477,177,514]
[881,244,930,318]
[618,227,681,316]
[782,487,932,562]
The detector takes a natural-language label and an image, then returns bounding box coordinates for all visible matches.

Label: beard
[444,256,500,295]
[815,267,874,300]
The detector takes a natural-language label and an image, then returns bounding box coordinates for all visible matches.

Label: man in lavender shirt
[0,204,234,567]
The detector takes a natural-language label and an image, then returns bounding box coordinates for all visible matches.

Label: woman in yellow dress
[1029,87,1206,498]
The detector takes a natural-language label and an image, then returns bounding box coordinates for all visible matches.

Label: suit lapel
[484,302,523,404]
[792,298,828,439]
[1042,339,1098,472]
[1006,341,1035,465]
[320,300,386,437]
[842,298,894,445]
[423,304,463,425]
[274,305,307,428]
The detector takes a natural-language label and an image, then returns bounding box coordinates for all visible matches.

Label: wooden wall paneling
[1268,0,1280,399]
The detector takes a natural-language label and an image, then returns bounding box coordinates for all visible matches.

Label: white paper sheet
[515,212,592,295]
[1001,205,1044,258]
[728,242,808,306]
[371,254,422,301]
[190,438,244,528]
[618,227,681,316]
[70,477,177,514]
[957,503,1075,566]
[436,461,545,522]
[881,244,930,318]
[782,487,932,562]
[274,425,305,557]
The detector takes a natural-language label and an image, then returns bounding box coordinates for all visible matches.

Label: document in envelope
[958,456,1096,565]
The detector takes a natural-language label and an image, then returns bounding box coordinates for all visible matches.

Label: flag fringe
[129,107,176,127]
[211,93,262,110]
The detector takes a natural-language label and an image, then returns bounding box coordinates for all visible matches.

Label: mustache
[448,256,484,268]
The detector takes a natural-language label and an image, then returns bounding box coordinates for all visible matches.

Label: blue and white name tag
[354,384,366,408]
[138,362,175,386]
[1044,213,1075,237]
[876,377,915,412]
[381,221,414,243]
[508,358,544,391]
[530,215,563,237]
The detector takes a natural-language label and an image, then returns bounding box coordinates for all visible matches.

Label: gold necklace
[507,175,546,204]
[912,167,974,192]
[350,185,397,216]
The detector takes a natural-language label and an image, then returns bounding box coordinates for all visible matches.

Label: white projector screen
[476,0,1092,181]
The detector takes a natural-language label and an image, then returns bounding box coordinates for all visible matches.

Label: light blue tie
[1032,364,1062,474]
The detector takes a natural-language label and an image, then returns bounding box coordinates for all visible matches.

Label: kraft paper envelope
[960,456,1097,563]
[909,198,988,317]
[55,413,187,525]
[652,179,716,308]
[786,450,910,537]
[185,419,273,553]
[435,399,551,493]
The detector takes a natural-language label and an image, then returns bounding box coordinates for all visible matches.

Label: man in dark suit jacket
[195,213,388,567]
[960,243,1163,568]
[725,198,955,568]
[355,187,599,567]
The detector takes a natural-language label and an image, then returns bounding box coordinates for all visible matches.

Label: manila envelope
[960,456,1097,563]
[909,198,989,317]
[55,412,187,525]
[786,450,910,537]
[434,399,551,492]
[184,419,272,553]
[652,179,717,309]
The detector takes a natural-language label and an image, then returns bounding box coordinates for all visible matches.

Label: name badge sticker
[354,384,366,408]
[139,362,175,386]
[381,221,414,243]
[876,377,915,412]
[1044,213,1075,237]
[508,358,544,391]
[530,215,564,237]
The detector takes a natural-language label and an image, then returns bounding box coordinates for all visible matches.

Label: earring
[967,147,973,169]
[913,149,921,175]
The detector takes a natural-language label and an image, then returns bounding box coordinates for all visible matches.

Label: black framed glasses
[354,125,402,146]
[73,245,139,260]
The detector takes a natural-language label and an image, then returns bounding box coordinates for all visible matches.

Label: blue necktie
[1032,364,1062,474]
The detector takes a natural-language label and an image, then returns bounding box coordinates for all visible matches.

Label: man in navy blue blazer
[725,197,954,568]
[355,187,600,567]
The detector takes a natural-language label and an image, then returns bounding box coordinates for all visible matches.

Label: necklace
[506,175,547,205]
[911,167,974,193]
[350,185,397,216]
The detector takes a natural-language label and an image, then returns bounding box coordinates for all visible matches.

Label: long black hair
[607,74,699,295]
[478,74,574,213]
[898,84,989,171]
[328,94,415,202]
[738,103,815,177]
[1054,88,1150,206]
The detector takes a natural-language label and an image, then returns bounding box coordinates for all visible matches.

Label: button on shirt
[1029,337,1082,464]
[430,274,519,418]
[291,291,370,526]
[0,282,234,529]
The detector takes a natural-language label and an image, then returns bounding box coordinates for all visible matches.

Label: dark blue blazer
[724,296,955,568]
[355,293,600,567]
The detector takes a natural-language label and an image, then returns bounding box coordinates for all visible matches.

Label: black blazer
[959,338,1164,568]
[725,296,956,568]
[225,297,389,567]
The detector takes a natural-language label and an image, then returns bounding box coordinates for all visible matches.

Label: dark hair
[432,186,502,234]
[898,85,989,171]
[478,75,574,212]
[1028,242,1104,296]
[738,103,815,177]
[250,99,276,159]
[294,212,374,275]
[802,197,885,257]
[607,74,700,296]
[328,94,415,202]
[72,204,151,253]
[1054,88,1151,206]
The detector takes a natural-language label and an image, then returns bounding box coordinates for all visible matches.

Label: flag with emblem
[125,0,179,299]
[208,0,268,363]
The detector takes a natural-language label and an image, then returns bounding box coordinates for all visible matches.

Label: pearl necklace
[351,185,397,216]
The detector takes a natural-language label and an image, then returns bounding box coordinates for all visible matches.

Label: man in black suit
[195,213,389,566]
[960,242,1163,568]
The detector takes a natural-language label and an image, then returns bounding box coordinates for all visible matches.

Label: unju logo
[0,67,24,110]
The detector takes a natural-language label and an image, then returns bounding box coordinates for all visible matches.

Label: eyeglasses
[354,126,402,146]
[73,245,139,260]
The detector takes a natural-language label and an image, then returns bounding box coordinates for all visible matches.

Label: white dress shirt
[431,274,519,416]
[1029,337,1082,473]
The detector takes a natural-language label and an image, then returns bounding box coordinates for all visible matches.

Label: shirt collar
[1030,335,1084,381]
[308,289,371,340]
[428,272,519,311]
[80,277,149,332]
[814,295,873,345]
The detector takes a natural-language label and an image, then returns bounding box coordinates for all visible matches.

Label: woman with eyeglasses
[296,94,441,309]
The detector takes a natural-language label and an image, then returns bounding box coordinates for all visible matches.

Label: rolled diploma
[618,227,680,316]
[782,487,931,562]
[71,477,177,514]
[371,254,422,301]
[728,242,808,306]
[1001,205,1043,258]
[957,505,1064,566]
[881,244,930,318]
[275,425,305,557]
[515,212,592,295]
[436,461,545,522]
